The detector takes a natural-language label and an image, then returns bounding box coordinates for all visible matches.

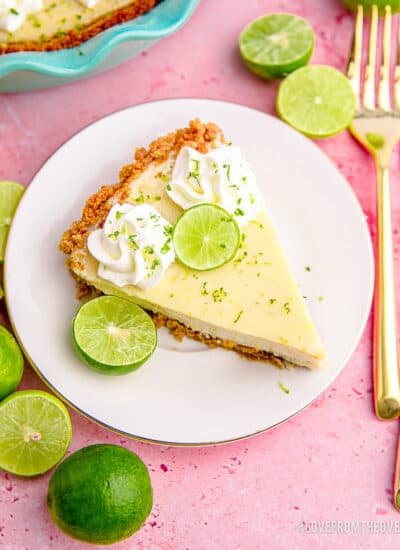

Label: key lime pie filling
[60,119,326,369]
[0,0,158,53]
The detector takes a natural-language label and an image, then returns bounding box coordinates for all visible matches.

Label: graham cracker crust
[59,119,223,258]
[151,313,294,369]
[1,0,158,54]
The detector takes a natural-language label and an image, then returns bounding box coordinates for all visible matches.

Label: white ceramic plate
[5,99,374,445]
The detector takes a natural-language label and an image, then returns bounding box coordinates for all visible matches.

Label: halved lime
[73,296,157,375]
[0,181,24,263]
[239,14,314,79]
[277,65,356,138]
[173,204,240,271]
[0,390,72,476]
[0,325,24,400]
[341,0,400,15]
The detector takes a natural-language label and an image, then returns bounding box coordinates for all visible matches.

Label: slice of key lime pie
[60,119,326,369]
[0,0,159,54]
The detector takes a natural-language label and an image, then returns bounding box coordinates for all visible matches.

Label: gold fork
[347,4,400,420]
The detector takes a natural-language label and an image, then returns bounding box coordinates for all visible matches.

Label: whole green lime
[47,444,153,545]
[0,325,24,400]
[341,0,400,14]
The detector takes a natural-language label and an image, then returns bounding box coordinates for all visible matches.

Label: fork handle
[374,163,400,419]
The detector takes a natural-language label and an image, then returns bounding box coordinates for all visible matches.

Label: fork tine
[346,4,363,111]
[363,4,379,110]
[395,16,400,110]
[378,5,392,111]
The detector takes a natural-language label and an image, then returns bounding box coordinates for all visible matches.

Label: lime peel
[47,444,153,544]
[341,0,400,15]
[0,325,24,400]
[0,181,24,263]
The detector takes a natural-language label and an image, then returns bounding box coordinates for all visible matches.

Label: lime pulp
[276,65,356,138]
[0,181,24,263]
[239,13,314,79]
[0,325,24,400]
[173,204,240,271]
[72,296,157,374]
[0,390,72,476]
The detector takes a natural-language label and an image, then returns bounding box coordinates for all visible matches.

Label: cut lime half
[277,65,356,138]
[0,181,24,263]
[73,296,157,375]
[0,390,72,476]
[173,204,240,271]
[239,13,314,79]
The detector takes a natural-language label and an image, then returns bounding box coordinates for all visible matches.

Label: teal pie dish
[0,0,199,92]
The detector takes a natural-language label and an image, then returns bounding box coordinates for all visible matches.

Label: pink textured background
[1,0,400,548]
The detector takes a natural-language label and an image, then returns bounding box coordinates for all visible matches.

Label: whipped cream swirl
[166,145,260,227]
[0,0,42,32]
[87,203,174,290]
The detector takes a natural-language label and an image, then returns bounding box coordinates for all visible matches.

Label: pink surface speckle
[1,0,400,548]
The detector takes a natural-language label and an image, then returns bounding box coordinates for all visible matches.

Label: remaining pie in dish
[0,0,158,54]
[60,119,326,369]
